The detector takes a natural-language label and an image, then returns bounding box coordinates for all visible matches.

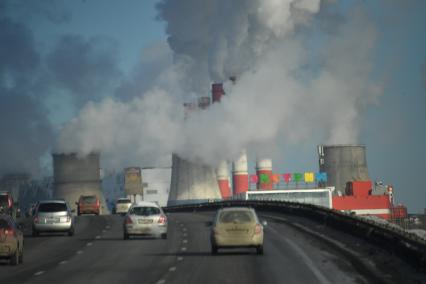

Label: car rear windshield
[130,206,160,216]
[0,219,10,229]
[38,203,68,212]
[81,196,97,204]
[117,199,131,204]
[219,211,254,224]
[0,195,8,206]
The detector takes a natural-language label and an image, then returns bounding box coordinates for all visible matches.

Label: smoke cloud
[57,1,383,169]
[0,17,54,176]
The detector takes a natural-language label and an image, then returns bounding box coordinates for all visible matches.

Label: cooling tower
[168,154,222,206]
[216,160,231,199]
[318,145,370,195]
[256,159,273,190]
[53,153,108,214]
[232,150,249,195]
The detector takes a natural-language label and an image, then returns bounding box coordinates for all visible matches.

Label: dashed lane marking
[95,235,101,239]
[182,239,188,244]
[77,250,83,255]
[181,247,187,251]
[177,256,184,261]
[86,242,93,247]
[34,271,45,276]
[156,280,166,284]
[169,267,177,272]
[59,260,68,265]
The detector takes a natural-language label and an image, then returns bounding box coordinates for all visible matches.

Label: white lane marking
[59,260,68,265]
[179,223,184,227]
[181,247,187,251]
[34,271,45,276]
[169,266,177,272]
[95,235,101,239]
[182,239,188,244]
[156,280,166,284]
[182,228,187,232]
[76,250,83,255]
[86,242,93,247]
[106,225,111,229]
[102,229,107,233]
[183,233,188,237]
[268,225,332,284]
[177,256,184,261]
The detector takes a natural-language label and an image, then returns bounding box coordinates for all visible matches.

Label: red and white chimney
[212,83,225,103]
[232,150,249,195]
[216,160,231,199]
[256,159,273,190]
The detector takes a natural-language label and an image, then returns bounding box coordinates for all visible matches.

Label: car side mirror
[261,220,268,227]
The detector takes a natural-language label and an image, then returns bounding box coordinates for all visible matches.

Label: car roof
[0,214,14,222]
[38,199,67,204]
[131,201,160,208]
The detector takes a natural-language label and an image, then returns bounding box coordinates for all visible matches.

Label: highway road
[0,211,424,284]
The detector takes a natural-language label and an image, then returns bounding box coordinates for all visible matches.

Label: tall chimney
[216,160,231,199]
[256,158,273,190]
[232,150,249,195]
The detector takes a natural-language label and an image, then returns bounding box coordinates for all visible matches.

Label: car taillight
[158,214,167,224]
[34,215,39,223]
[5,229,13,236]
[125,216,133,224]
[96,199,100,208]
[8,197,12,209]
[255,224,262,235]
[66,215,71,222]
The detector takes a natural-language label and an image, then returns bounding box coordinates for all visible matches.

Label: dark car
[76,195,100,215]
[0,214,24,265]
[0,191,14,217]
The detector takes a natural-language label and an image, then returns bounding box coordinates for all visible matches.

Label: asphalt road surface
[0,212,419,284]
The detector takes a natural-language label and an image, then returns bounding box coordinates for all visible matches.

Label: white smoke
[56,1,382,168]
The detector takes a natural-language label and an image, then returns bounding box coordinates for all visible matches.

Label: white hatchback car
[123,201,167,240]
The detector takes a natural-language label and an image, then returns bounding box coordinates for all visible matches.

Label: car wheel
[161,233,167,239]
[211,245,218,255]
[19,249,24,264]
[68,228,74,236]
[256,245,263,255]
[32,229,39,237]
[10,249,19,265]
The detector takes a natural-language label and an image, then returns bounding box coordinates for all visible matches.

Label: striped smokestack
[256,158,273,190]
[232,150,249,195]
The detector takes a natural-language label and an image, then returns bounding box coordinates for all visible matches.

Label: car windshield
[81,196,97,204]
[0,219,10,229]
[117,199,131,204]
[219,211,254,224]
[130,206,160,216]
[38,203,67,213]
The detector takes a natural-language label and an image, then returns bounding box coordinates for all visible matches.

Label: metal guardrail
[164,200,426,271]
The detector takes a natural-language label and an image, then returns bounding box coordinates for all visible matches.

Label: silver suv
[32,200,75,237]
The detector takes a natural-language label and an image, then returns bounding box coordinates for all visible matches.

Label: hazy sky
[0,0,425,212]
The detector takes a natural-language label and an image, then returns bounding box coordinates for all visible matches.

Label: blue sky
[1,0,425,212]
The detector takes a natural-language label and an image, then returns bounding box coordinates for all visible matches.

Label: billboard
[124,167,143,196]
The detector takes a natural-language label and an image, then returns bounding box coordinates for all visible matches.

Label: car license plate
[46,218,60,224]
[138,219,153,224]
